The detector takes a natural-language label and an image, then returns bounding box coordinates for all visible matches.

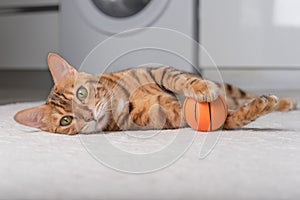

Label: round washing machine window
[91,0,152,18]
[75,0,169,35]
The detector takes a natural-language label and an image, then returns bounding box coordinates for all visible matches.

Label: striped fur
[14,53,297,135]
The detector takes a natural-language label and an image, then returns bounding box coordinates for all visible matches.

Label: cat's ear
[47,53,77,84]
[14,105,49,130]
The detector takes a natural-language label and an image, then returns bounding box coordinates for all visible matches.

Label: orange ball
[183,95,228,132]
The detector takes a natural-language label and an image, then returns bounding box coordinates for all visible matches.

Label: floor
[0,88,299,199]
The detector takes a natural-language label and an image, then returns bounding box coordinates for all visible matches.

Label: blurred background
[0,0,300,104]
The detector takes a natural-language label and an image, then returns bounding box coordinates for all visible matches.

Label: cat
[14,53,297,135]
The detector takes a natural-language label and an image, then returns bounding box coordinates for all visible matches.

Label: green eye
[60,116,73,126]
[77,86,88,101]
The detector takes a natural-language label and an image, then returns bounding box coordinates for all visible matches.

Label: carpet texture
[0,100,300,200]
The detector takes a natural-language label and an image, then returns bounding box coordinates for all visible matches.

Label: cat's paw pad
[187,80,219,102]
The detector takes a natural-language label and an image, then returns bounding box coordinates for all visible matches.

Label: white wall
[0,0,59,69]
[200,0,300,90]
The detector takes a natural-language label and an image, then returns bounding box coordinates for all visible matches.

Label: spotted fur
[14,53,297,135]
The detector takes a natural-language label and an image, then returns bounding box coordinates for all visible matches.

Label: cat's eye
[60,116,73,126]
[76,86,88,102]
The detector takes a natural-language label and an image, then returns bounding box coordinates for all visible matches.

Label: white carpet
[1,100,300,200]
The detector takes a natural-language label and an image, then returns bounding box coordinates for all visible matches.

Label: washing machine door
[75,0,169,34]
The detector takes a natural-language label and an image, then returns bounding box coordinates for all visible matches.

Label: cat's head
[14,53,111,135]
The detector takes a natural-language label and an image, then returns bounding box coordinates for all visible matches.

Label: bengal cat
[14,53,297,135]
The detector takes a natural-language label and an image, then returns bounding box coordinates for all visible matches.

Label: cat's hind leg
[222,83,297,112]
[224,95,279,129]
[220,83,255,111]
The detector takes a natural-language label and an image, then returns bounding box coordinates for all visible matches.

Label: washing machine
[60,0,199,73]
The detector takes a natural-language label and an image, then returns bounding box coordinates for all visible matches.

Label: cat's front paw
[186,79,220,102]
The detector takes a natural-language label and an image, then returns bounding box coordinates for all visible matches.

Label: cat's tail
[275,97,297,111]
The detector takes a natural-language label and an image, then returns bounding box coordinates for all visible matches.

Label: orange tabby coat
[14,53,297,135]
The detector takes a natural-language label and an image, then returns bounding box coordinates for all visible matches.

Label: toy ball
[183,95,228,132]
